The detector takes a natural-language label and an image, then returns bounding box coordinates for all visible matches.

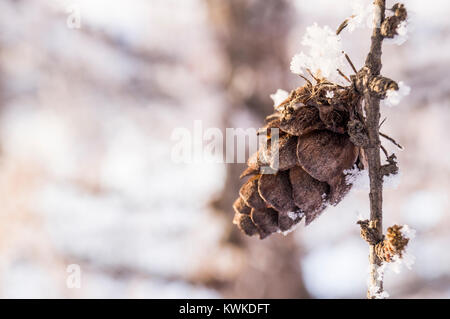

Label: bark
[360,0,386,298]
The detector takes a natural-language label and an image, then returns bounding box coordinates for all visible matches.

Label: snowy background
[0,0,448,298]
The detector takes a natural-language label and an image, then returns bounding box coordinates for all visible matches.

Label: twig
[358,0,386,299]
[380,132,403,149]
[336,19,349,35]
[298,74,312,86]
[306,69,320,83]
[337,69,351,83]
[345,53,358,74]
[380,144,389,159]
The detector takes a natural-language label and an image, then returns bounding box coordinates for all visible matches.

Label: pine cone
[375,225,410,262]
[233,81,364,239]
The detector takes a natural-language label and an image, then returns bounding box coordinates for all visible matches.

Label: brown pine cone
[375,225,410,262]
[233,81,365,239]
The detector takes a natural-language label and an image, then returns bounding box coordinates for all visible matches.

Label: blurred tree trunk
[206,0,310,298]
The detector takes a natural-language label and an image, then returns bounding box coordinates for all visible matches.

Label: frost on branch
[368,285,390,299]
[290,23,345,83]
[382,3,409,45]
[389,225,416,273]
[358,222,415,270]
[367,225,415,298]
[383,81,411,107]
[270,89,289,109]
[344,166,369,191]
[385,20,408,45]
[347,0,372,32]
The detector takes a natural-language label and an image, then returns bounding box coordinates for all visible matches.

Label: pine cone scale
[251,208,279,238]
[296,130,358,182]
[279,105,326,136]
[258,171,297,214]
[239,176,267,209]
[289,166,329,221]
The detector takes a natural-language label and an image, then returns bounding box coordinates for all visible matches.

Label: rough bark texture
[359,0,386,299]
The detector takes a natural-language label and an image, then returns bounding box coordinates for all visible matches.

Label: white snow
[401,224,416,240]
[386,225,416,275]
[385,20,409,46]
[288,211,304,221]
[368,285,390,299]
[290,23,346,82]
[270,89,289,108]
[344,166,370,191]
[383,81,411,107]
[347,0,373,32]
[373,224,416,288]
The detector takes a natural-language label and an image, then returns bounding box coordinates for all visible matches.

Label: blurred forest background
[0,0,448,298]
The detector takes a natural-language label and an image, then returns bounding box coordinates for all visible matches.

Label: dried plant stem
[361,0,386,298]
[380,132,403,149]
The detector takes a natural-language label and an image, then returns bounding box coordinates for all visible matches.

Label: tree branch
[359,0,386,299]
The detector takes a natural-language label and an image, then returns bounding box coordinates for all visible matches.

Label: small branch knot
[369,76,398,98]
[392,3,408,21]
[380,154,399,176]
[381,3,408,38]
[357,219,382,245]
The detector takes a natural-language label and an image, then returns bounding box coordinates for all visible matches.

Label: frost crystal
[290,23,345,82]
[346,166,401,191]
[380,225,416,277]
[356,212,365,221]
[390,251,416,274]
[347,0,373,32]
[368,264,390,299]
[368,287,390,299]
[386,20,409,46]
[401,224,416,240]
[383,81,411,107]
[344,166,369,190]
[290,52,309,75]
[389,224,416,273]
[376,263,387,281]
[288,211,304,221]
[270,89,289,108]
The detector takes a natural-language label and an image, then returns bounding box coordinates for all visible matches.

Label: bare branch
[336,19,349,35]
[345,53,358,74]
[337,69,352,83]
[358,0,387,299]
[380,132,404,149]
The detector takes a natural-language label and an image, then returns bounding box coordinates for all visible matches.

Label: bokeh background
[0,0,448,298]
